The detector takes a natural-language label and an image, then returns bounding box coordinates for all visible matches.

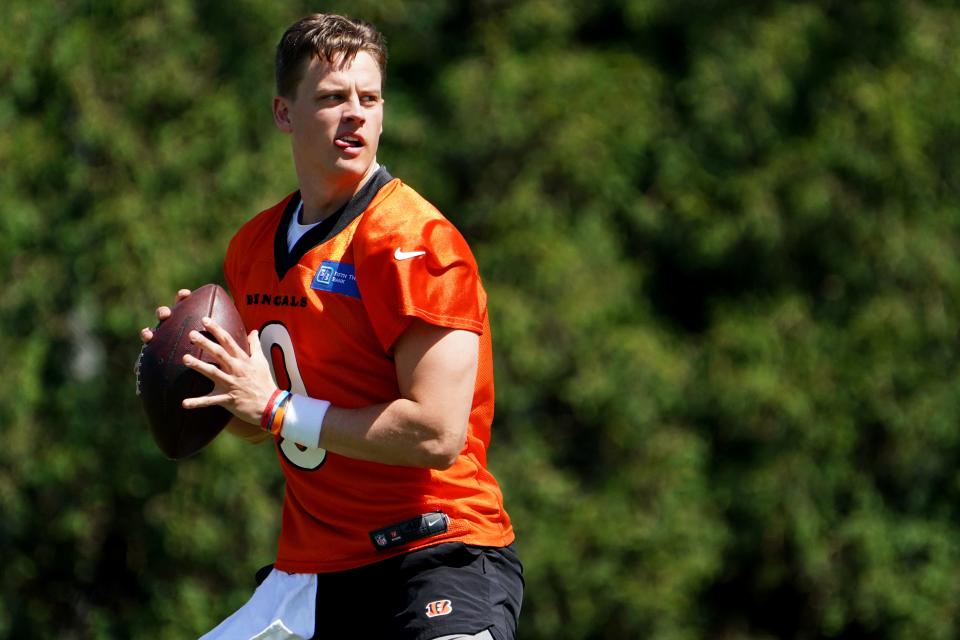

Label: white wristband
[280,394,330,448]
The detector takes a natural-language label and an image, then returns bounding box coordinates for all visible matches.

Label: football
[136,284,247,459]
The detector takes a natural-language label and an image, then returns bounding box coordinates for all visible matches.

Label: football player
[140,13,522,640]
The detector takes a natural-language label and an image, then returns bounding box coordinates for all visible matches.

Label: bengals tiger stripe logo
[425,599,453,618]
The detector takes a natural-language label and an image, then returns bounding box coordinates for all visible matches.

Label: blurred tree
[2,0,960,638]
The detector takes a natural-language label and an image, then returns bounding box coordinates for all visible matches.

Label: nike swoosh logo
[394,248,426,261]
[423,513,446,530]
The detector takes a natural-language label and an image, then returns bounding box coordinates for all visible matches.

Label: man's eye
[361,95,380,104]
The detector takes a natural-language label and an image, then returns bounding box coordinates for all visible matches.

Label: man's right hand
[139,289,192,344]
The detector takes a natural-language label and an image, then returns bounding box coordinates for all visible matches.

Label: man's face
[274,50,384,190]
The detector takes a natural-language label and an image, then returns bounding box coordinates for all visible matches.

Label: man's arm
[183,317,479,469]
[225,416,272,444]
[319,319,478,469]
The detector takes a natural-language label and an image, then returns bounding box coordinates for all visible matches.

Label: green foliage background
[2,0,959,638]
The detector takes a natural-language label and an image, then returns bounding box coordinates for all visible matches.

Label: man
[140,13,522,640]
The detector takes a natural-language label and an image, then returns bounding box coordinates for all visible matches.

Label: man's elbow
[421,423,467,470]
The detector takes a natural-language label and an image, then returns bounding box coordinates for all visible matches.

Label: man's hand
[139,289,192,344]
[180,317,278,426]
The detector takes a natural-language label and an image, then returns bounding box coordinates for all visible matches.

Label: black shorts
[256,543,524,640]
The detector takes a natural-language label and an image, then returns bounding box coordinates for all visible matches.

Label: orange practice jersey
[223,168,514,573]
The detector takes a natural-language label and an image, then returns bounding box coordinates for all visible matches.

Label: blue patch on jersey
[311,261,361,299]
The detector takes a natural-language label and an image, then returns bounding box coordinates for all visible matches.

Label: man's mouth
[334,134,364,149]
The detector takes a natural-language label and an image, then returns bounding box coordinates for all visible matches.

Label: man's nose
[342,94,366,123]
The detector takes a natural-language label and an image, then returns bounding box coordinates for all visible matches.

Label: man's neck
[297,162,379,224]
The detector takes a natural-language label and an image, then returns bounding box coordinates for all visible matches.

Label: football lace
[134,345,145,396]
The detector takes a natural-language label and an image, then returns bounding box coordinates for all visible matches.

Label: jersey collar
[274,166,394,281]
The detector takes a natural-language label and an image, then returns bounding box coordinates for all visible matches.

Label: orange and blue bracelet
[268,393,293,436]
[260,389,291,433]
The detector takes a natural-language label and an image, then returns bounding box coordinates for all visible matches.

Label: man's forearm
[318,398,467,469]
[225,416,271,444]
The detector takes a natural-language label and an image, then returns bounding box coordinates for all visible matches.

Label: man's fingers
[142,289,192,346]
[183,353,230,383]
[183,392,232,410]
[246,330,263,356]
[155,290,191,322]
[201,317,244,356]
[189,329,230,363]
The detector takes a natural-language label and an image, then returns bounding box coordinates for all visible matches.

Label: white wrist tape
[280,394,330,449]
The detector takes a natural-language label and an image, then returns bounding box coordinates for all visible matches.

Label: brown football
[136,284,247,459]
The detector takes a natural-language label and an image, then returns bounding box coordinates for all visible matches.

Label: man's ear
[273,96,293,133]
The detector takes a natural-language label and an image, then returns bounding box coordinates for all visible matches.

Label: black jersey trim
[273,166,394,281]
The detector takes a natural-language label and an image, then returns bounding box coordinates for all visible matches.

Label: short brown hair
[275,14,388,98]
